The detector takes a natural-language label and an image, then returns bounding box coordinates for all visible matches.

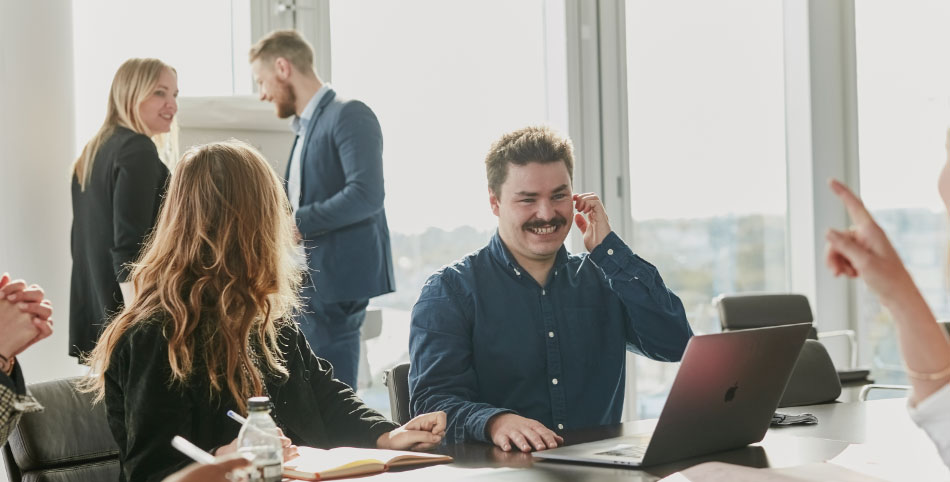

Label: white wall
[178,127,293,175]
[1,2,84,479]
[0,2,84,379]
[177,96,295,174]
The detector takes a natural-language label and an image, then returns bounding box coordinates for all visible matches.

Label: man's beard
[276,82,297,119]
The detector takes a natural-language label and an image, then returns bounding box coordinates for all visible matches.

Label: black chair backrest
[716,293,818,339]
[716,294,839,406]
[2,376,120,482]
[778,340,842,407]
[383,362,411,425]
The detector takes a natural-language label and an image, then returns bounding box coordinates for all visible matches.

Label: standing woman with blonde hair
[70,58,178,360]
[82,140,444,481]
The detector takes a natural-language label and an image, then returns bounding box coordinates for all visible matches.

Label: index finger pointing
[829,179,873,225]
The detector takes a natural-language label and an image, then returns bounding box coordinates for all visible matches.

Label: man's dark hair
[485,126,574,198]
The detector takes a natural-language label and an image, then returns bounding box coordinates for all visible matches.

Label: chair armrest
[859,384,910,401]
[818,329,856,369]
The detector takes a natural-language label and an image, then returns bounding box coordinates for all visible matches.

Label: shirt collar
[488,230,570,274]
[291,83,331,136]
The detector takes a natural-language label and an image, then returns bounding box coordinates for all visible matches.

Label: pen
[227,410,248,425]
[171,435,216,464]
[227,409,271,436]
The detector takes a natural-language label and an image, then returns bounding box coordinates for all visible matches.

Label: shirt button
[552,378,559,385]
[607,248,614,255]
[542,289,546,296]
[548,331,555,338]
[558,424,564,430]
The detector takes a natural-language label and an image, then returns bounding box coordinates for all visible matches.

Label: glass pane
[625,0,788,417]
[72,0,250,153]
[329,0,564,413]
[854,0,950,384]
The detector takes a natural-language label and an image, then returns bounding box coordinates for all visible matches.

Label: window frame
[299,0,864,419]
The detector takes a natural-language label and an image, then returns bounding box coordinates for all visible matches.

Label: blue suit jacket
[288,88,395,303]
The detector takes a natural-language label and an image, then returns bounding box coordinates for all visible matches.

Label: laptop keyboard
[594,434,652,460]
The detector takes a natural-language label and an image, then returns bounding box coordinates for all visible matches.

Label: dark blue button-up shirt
[409,231,693,444]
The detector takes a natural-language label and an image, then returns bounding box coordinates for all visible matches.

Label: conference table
[364,397,949,481]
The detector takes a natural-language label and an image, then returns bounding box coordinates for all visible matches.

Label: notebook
[283,446,452,480]
[533,323,811,467]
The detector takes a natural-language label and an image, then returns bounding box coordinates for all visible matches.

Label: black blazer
[69,126,169,357]
[104,319,399,482]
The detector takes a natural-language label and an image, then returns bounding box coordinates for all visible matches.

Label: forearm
[410,368,504,443]
[304,345,397,446]
[590,233,693,360]
[411,387,509,444]
[295,186,383,235]
[591,233,678,311]
[881,280,950,405]
[0,384,21,446]
[0,364,42,446]
[410,292,499,443]
[322,392,399,447]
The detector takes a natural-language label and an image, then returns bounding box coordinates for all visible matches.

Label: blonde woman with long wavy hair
[70,57,179,361]
[82,140,445,481]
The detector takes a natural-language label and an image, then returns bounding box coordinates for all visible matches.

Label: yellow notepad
[282,446,453,480]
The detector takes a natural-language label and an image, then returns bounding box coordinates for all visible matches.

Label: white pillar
[563,0,638,419]
[0,1,84,385]
[784,0,860,366]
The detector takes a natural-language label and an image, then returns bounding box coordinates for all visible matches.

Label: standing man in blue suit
[250,30,394,388]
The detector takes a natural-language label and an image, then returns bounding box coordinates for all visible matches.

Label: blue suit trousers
[297,284,368,389]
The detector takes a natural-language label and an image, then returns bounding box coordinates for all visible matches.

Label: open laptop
[533,323,811,467]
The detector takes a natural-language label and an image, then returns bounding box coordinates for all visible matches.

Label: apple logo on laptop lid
[724,382,739,402]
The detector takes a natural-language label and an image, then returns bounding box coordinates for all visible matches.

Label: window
[854,0,950,384]
[72,0,253,153]
[624,0,788,417]
[329,0,567,412]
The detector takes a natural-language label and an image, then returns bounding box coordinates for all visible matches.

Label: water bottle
[237,396,283,482]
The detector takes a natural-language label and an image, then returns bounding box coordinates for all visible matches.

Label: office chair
[3,376,120,482]
[357,308,383,390]
[383,362,411,425]
[778,339,842,406]
[714,293,843,406]
[714,293,864,379]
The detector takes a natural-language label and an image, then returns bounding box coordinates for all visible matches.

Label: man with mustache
[408,126,693,451]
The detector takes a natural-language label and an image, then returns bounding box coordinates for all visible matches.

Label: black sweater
[104,318,399,482]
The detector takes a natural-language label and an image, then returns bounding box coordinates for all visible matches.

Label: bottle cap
[248,396,270,410]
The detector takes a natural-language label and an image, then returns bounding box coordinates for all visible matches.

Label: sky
[71,0,950,235]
